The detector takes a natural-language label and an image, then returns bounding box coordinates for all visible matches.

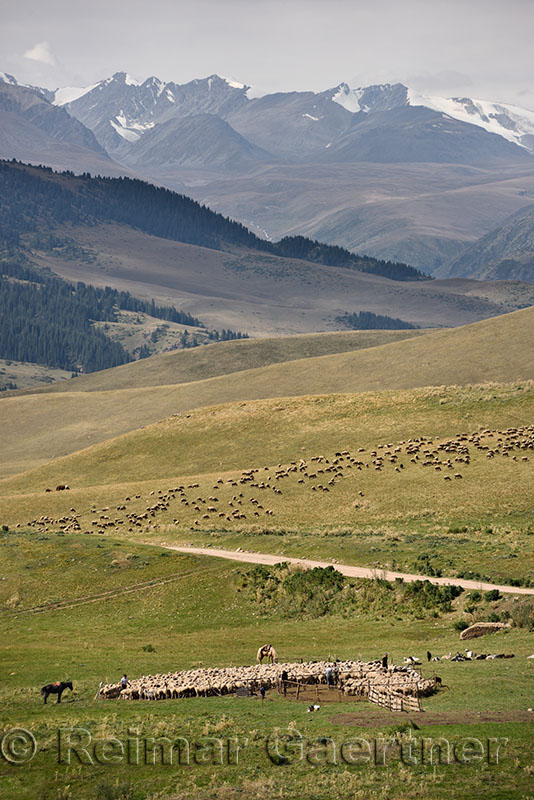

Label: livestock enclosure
[97,658,438,710]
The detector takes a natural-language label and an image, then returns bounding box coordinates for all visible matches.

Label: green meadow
[0,533,533,800]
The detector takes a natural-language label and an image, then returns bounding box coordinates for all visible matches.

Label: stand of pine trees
[337,310,418,330]
[0,260,247,373]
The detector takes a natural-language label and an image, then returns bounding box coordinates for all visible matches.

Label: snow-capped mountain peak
[331,82,410,114]
[43,71,252,154]
[330,83,363,113]
[3,68,534,157]
[0,72,18,86]
[406,89,534,150]
[329,80,534,151]
[220,75,248,90]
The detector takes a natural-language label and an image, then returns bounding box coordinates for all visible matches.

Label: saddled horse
[257,644,278,664]
[40,681,73,704]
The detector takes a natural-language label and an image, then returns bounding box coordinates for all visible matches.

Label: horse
[40,681,73,704]
[257,644,278,664]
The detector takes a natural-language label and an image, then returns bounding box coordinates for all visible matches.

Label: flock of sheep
[98,658,438,702]
[23,424,533,536]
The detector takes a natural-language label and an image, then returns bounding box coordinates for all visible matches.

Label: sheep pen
[98,659,439,711]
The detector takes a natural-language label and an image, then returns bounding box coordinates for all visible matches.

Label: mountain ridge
[437,203,534,281]
[2,71,534,278]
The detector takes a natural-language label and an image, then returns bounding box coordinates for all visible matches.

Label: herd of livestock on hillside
[20,425,534,537]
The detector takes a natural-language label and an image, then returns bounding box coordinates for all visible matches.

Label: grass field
[32,329,426,394]
[1,382,533,586]
[0,359,72,391]
[0,532,533,800]
[1,307,533,478]
[1,308,533,799]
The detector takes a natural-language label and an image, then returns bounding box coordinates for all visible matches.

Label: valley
[33,221,534,335]
[1,58,533,800]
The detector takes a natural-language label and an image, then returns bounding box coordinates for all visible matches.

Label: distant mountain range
[42,72,534,162]
[1,70,534,278]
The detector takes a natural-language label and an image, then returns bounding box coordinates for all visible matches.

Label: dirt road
[163,545,534,596]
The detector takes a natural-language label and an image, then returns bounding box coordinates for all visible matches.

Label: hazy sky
[2,0,533,107]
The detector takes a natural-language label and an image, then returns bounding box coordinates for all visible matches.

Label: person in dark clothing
[120,674,128,690]
[281,670,288,696]
[260,684,266,700]
[427,650,432,662]
[381,653,388,669]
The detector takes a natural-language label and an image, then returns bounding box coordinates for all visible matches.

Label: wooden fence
[368,686,422,713]
[277,679,422,712]
[277,679,344,703]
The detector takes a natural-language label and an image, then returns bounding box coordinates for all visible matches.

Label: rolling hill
[1,380,533,593]
[28,329,427,393]
[1,306,532,479]
[35,221,529,335]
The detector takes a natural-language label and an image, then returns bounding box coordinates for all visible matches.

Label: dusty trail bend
[163,545,534,596]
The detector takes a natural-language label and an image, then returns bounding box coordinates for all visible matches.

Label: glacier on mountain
[406,89,534,150]
[329,80,534,151]
[53,83,99,106]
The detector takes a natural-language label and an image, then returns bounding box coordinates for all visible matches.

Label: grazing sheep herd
[98,658,438,702]
[22,424,533,536]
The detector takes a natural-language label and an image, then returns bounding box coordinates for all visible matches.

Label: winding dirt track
[164,545,534,596]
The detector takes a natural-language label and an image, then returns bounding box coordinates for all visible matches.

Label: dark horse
[41,681,73,704]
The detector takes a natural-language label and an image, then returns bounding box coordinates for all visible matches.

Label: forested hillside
[274,236,428,281]
[0,160,429,281]
[0,260,131,372]
[0,259,246,375]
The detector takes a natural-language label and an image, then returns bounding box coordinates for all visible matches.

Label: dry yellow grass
[28,328,426,394]
[1,306,532,479]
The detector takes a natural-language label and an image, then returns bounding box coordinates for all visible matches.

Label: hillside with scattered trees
[0,160,430,281]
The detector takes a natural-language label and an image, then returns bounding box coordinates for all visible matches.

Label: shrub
[488,612,500,622]
[239,565,463,621]
[485,589,501,602]
[510,600,534,630]
[468,591,481,603]
[142,644,156,652]
[454,619,470,631]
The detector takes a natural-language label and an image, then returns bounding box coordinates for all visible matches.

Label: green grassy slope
[1,532,533,800]
[1,381,531,492]
[1,306,532,478]
[1,382,533,586]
